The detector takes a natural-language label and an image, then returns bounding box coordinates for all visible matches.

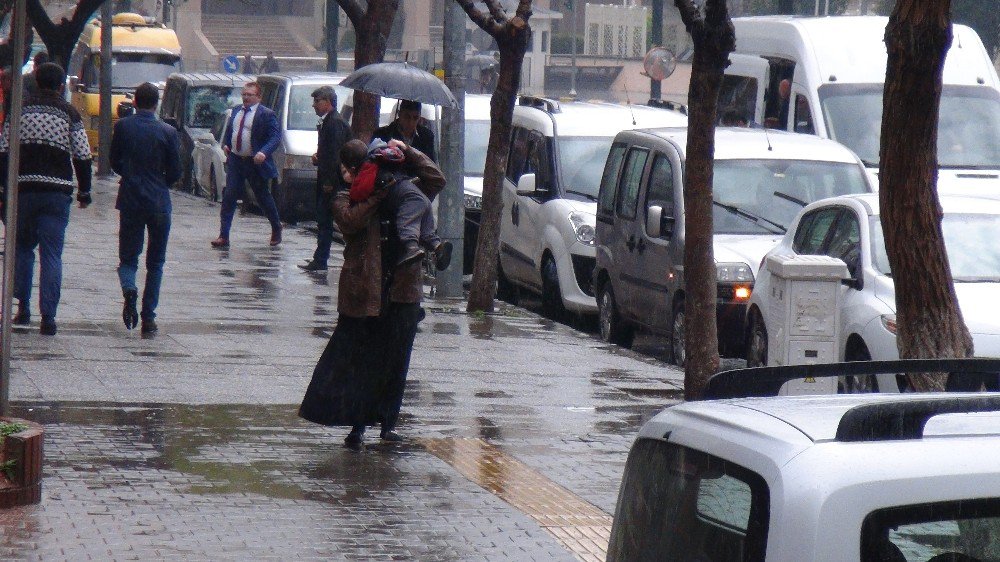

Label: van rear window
[607,438,769,562]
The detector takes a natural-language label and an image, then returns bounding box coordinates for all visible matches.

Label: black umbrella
[340,62,459,109]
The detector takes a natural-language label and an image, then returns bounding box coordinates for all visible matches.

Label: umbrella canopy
[340,62,459,109]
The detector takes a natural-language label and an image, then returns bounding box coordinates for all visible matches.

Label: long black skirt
[298,302,421,429]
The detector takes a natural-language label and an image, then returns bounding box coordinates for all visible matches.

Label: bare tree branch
[455,0,503,35]
[484,0,507,24]
[25,0,55,38]
[674,0,704,34]
[515,0,532,21]
[335,0,364,29]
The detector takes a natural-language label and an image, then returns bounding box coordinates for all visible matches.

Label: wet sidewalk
[2,178,684,560]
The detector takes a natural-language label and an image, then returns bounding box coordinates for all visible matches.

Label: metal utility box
[764,254,849,395]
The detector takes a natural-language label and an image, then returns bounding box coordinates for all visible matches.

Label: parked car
[498,96,687,319]
[190,111,231,202]
[255,72,351,223]
[608,359,1000,562]
[746,193,1000,392]
[158,72,252,193]
[594,127,872,364]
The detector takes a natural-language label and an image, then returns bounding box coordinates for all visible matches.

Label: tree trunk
[26,0,105,69]
[467,36,528,312]
[339,0,400,141]
[674,0,734,400]
[881,0,972,391]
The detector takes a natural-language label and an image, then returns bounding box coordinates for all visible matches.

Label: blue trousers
[219,155,282,239]
[118,210,171,322]
[14,192,72,320]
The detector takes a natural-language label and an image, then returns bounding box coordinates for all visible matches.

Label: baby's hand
[387,139,407,151]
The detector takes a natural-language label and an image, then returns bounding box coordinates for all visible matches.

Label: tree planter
[0,418,43,508]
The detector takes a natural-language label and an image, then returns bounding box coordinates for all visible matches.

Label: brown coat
[332,146,445,318]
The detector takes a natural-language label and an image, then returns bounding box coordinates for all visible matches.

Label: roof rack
[836,396,1000,442]
[518,95,561,113]
[647,98,687,115]
[704,358,1000,399]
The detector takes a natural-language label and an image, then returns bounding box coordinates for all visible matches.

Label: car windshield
[557,137,614,198]
[186,85,242,128]
[286,84,351,131]
[871,213,1000,282]
[820,84,1000,168]
[861,499,1000,562]
[464,120,490,176]
[84,52,180,90]
[712,159,870,235]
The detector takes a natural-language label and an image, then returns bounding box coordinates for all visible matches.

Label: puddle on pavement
[430,322,461,335]
[467,316,530,339]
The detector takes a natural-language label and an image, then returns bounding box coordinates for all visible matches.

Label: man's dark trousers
[14,191,72,320]
[119,210,170,322]
[219,155,282,239]
[313,188,335,265]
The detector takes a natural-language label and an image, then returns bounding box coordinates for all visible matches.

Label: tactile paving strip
[420,437,612,562]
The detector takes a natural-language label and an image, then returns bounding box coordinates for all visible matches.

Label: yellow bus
[68,13,181,151]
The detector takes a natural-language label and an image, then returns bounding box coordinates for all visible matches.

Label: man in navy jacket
[110,82,181,335]
[212,81,283,248]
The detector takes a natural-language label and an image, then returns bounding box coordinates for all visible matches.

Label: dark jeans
[312,187,334,265]
[118,210,171,322]
[384,183,440,250]
[14,191,72,319]
[219,155,281,239]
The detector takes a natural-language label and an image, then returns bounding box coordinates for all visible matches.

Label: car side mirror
[840,249,864,290]
[646,204,675,238]
[516,173,537,196]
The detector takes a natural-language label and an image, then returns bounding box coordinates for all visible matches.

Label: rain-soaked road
[2,177,684,560]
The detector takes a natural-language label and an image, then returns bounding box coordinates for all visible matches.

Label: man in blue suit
[212,81,283,248]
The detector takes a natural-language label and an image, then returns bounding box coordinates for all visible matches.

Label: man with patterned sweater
[0,63,92,336]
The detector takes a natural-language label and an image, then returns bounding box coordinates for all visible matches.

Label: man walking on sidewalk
[110,82,181,336]
[0,62,92,336]
[212,81,282,249]
[299,86,352,272]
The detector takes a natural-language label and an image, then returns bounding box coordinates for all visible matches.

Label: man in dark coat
[372,99,436,162]
[110,82,182,335]
[212,81,283,248]
[299,85,352,272]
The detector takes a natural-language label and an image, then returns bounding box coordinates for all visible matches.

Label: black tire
[669,299,686,367]
[496,260,518,304]
[840,341,878,393]
[541,257,566,321]
[209,167,219,202]
[598,285,634,347]
[746,311,768,367]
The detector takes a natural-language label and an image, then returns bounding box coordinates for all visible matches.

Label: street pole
[1,0,28,416]
[326,1,339,72]
[436,0,465,298]
[650,0,662,100]
[568,0,577,98]
[97,0,113,176]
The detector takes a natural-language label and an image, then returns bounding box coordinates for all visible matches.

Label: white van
[721,16,1000,194]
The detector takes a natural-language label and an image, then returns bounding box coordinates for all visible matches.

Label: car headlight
[464,193,482,210]
[568,211,596,245]
[880,314,897,334]
[717,262,754,283]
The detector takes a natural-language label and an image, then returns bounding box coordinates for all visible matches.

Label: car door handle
[636,238,647,254]
[626,235,636,251]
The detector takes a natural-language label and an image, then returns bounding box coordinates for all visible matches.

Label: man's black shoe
[379,430,403,443]
[141,320,158,335]
[344,428,364,448]
[122,289,139,330]
[396,242,425,268]
[39,318,56,336]
[12,303,29,325]
[297,260,328,272]
[434,241,453,271]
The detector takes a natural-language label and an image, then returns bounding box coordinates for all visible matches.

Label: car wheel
[209,167,219,202]
[670,299,686,367]
[598,285,634,347]
[840,341,878,393]
[746,311,768,367]
[541,257,567,321]
[496,259,518,304]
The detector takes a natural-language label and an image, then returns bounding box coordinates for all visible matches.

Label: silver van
[256,72,351,223]
[593,127,872,365]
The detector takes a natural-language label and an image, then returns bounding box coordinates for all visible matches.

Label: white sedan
[746,193,1000,392]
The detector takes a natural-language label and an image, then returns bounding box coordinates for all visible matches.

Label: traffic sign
[221,55,239,74]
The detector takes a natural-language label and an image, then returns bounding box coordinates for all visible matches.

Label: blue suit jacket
[110,110,182,213]
[224,103,281,179]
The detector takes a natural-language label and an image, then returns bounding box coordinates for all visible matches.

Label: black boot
[344,426,365,448]
[433,241,453,271]
[122,289,139,330]
[12,301,29,325]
